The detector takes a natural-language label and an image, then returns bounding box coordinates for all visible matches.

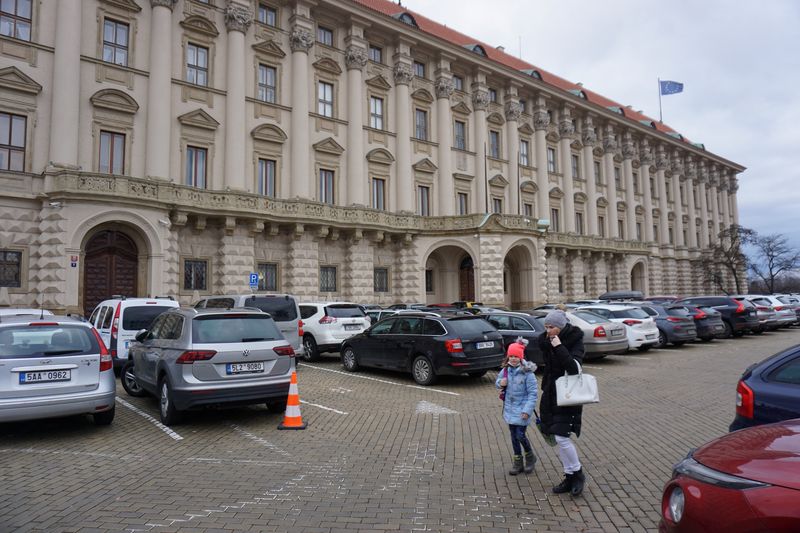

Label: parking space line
[229,424,292,456]
[117,397,184,441]
[582,365,603,370]
[298,363,460,396]
[300,399,348,414]
[622,355,651,360]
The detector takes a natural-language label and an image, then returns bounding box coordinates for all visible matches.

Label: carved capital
[224,2,253,33]
[621,141,636,160]
[602,135,617,153]
[558,118,575,139]
[435,76,455,99]
[504,101,523,122]
[655,148,669,170]
[533,109,550,131]
[393,63,413,85]
[344,45,368,70]
[729,178,739,192]
[289,26,314,53]
[150,0,176,9]
[581,125,597,146]
[670,158,684,175]
[472,89,490,111]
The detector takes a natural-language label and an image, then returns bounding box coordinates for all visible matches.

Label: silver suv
[0,315,116,425]
[125,308,295,425]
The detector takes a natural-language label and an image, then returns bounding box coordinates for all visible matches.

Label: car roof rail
[150,295,175,300]
[110,294,127,300]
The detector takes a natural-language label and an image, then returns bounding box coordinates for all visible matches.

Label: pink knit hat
[506,342,525,359]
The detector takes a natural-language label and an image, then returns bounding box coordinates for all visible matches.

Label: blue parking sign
[249,273,259,288]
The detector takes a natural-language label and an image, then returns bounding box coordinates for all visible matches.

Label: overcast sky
[403,0,800,249]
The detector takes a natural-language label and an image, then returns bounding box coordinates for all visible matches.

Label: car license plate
[226,362,265,375]
[345,324,361,331]
[476,341,494,349]
[610,330,623,337]
[19,369,71,384]
[645,334,656,340]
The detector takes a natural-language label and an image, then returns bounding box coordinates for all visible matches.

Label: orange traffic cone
[277,370,307,430]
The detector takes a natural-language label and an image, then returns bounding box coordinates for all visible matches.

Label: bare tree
[701,225,755,294]
[749,233,800,293]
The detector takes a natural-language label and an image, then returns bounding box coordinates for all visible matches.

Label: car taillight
[28,322,59,326]
[692,310,707,319]
[319,315,337,324]
[734,301,746,314]
[593,326,606,338]
[176,350,217,364]
[110,302,122,356]
[666,317,685,323]
[622,319,641,326]
[445,339,463,353]
[774,306,784,311]
[756,306,770,311]
[274,345,295,357]
[298,319,304,337]
[736,380,754,419]
[91,328,113,371]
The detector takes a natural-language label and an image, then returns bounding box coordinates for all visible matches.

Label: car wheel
[700,336,713,342]
[341,346,360,371]
[121,361,147,398]
[732,330,745,338]
[159,377,181,426]
[467,370,488,378]
[93,406,115,426]
[721,321,733,339]
[672,341,685,347]
[637,344,652,352]
[266,399,287,413]
[655,330,667,349]
[302,335,320,362]
[411,355,437,386]
[751,327,764,335]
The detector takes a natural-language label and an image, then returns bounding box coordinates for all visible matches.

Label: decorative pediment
[99,0,141,13]
[613,153,623,164]
[178,109,220,130]
[636,205,646,215]
[546,131,560,143]
[252,39,286,58]
[668,212,676,221]
[313,137,345,155]
[518,122,534,135]
[573,191,588,203]
[487,112,505,126]
[632,159,641,169]
[488,174,508,187]
[366,74,392,91]
[652,207,661,218]
[366,148,395,165]
[593,146,604,158]
[596,196,609,208]
[520,180,538,193]
[312,57,342,75]
[412,157,437,173]
[549,187,564,199]
[0,66,42,95]
[411,88,434,103]
[681,214,689,223]
[617,200,627,211]
[451,101,471,115]
[180,15,219,38]
[251,123,287,143]
[454,173,474,182]
[571,140,583,150]
[90,88,139,114]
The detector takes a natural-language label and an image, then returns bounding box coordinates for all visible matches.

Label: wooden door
[459,256,475,301]
[83,230,138,313]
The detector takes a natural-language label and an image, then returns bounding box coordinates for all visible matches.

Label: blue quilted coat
[495,360,538,426]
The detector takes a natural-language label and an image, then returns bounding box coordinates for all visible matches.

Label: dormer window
[522,69,542,80]
[393,12,418,27]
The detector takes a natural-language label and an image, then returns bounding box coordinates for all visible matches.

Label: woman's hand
[500,378,508,387]
[521,413,529,420]
[550,335,561,347]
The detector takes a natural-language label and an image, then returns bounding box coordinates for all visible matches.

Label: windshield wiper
[241,337,269,342]
[42,350,83,356]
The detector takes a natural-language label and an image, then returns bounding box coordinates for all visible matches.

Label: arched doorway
[630,261,646,293]
[459,256,475,301]
[503,243,537,309]
[83,230,139,313]
[424,245,475,304]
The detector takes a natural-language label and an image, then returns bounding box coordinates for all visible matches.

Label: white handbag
[555,361,599,406]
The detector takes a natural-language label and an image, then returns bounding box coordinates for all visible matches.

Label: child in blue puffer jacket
[496,341,538,475]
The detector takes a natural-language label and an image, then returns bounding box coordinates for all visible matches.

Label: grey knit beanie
[544,309,567,329]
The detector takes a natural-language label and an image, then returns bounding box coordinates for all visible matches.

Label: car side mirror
[135,329,149,343]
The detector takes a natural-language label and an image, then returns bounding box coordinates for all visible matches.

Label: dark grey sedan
[638,303,697,348]
[482,311,545,366]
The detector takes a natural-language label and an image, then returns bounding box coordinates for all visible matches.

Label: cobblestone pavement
[2,328,799,533]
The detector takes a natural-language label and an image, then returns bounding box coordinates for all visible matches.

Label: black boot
[523,451,537,474]
[552,473,574,494]
[508,455,524,475]
[570,468,586,496]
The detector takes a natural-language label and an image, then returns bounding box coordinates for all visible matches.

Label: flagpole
[658,77,663,123]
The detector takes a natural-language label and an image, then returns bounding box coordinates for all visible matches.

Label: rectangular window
[0,0,31,41]
[683,229,687,244]
[425,269,434,293]
[575,212,584,235]
[523,203,533,217]
[183,259,208,291]
[547,147,557,172]
[320,266,337,292]
[415,109,428,140]
[453,75,463,91]
[571,154,580,178]
[257,158,276,196]
[257,64,277,103]
[651,177,657,198]
[558,275,564,293]
[457,192,468,215]
[371,177,385,210]
[102,19,129,66]
[618,219,625,238]
[185,146,207,188]
[417,185,430,216]
[369,96,383,129]
[319,169,334,204]
[0,249,21,287]
[489,130,500,159]
[594,161,602,185]
[598,216,605,237]
[257,4,277,26]
[0,112,26,172]
[636,222,642,241]
[614,167,621,190]
[633,171,640,194]
[550,208,560,232]
[413,61,425,78]
[667,180,672,201]
[679,184,685,204]
[489,88,497,102]
[186,43,209,86]
[318,81,334,117]
[257,262,278,291]
[492,198,502,214]
[373,267,389,293]
[454,120,466,150]
[520,140,530,166]
[368,44,382,63]
[99,131,125,175]
[654,224,659,241]
[583,276,588,293]
[669,227,674,244]
[317,26,333,46]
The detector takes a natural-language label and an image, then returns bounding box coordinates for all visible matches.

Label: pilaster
[581,115,598,236]
[478,233,503,305]
[532,95,550,222]
[393,59,414,212]
[289,19,314,199]
[472,81,490,213]
[343,232,373,301]
[48,0,82,168]
[285,229,319,299]
[223,2,252,192]
[345,38,368,206]
[435,69,455,215]
[395,235,420,302]
[217,221,254,293]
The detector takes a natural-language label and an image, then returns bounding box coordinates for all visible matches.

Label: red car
[660,418,800,532]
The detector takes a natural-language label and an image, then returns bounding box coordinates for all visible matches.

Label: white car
[577,304,659,351]
[299,302,370,361]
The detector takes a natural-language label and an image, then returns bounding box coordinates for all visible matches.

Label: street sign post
[249,272,259,291]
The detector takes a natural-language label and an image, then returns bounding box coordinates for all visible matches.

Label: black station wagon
[339,313,504,385]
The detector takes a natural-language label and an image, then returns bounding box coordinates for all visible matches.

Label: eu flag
[660,80,684,95]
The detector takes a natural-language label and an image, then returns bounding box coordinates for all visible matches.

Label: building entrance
[83,230,138,314]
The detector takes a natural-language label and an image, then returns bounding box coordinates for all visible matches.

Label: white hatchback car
[578,304,659,351]
[299,302,370,361]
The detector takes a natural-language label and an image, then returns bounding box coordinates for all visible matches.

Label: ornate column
[685,159,698,248]
[602,127,619,238]
[670,155,685,247]
[697,164,710,247]
[621,132,637,240]
[720,174,732,230]
[145,0,175,180]
[730,177,740,225]
[656,147,670,245]
[505,95,522,215]
[289,22,313,198]
[533,97,550,222]
[223,2,252,191]
[558,108,575,233]
[393,61,414,212]
[345,42,367,206]
[709,166,721,241]
[48,0,82,168]
[581,116,598,235]
[435,72,455,215]
[639,141,655,242]
[473,86,490,213]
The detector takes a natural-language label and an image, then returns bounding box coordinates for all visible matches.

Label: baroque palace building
[0,0,744,314]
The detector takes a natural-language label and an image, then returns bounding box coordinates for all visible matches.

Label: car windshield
[244,296,298,321]
[572,311,607,324]
[0,325,100,358]
[326,305,365,318]
[611,308,650,319]
[447,317,495,337]
[122,306,175,330]
[667,307,691,317]
[192,315,281,343]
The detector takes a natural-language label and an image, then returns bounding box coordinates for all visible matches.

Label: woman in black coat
[538,309,587,497]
